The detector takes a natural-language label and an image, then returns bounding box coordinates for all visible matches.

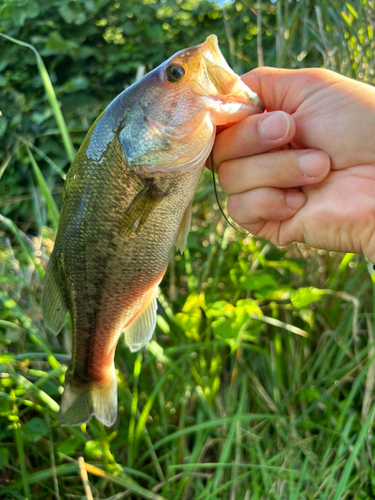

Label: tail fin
[58,366,117,427]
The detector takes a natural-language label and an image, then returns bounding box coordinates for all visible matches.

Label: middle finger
[218,149,330,196]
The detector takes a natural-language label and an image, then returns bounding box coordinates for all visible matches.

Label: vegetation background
[1,0,375,498]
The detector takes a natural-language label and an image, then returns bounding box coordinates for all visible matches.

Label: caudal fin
[58,367,117,427]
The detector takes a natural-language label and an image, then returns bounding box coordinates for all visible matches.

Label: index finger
[210,110,296,170]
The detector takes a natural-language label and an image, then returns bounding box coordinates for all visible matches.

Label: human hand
[211,67,375,262]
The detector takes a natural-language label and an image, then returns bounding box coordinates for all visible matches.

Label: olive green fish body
[56,132,202,381]
[42,35,263,426]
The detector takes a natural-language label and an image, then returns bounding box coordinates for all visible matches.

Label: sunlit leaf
[290,287,326,309]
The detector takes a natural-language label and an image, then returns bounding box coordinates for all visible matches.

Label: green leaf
[266,259,304,275]
[290,287,326,309]
[299,308,314,327]
[208,301,235,318]
[174,294,204,340]
[212,299,262,345]
[42,32,79,56]
[9,0,40,27]
[212,316,232,341]
[57,437,82,456]
[346,3,358,18]
[239,273,279,292]
[23,417,49,442]
[58,3,89,25]
[341,11,352,26]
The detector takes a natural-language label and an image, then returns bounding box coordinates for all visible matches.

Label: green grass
[2,185,375,499]
[1,0,375,498]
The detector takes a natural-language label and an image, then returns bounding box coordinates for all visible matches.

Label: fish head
[116,35,263,170]
[165,34,263,125]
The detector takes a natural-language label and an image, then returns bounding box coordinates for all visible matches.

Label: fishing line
[210,151,247,235]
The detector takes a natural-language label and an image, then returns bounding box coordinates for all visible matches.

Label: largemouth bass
[42,35,263,426]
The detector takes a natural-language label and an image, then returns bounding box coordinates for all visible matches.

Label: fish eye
[165,64,186,83]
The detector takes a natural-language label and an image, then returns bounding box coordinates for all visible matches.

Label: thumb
[242,67,323,113]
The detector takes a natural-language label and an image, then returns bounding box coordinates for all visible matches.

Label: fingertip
[299,150,330,178]
[258,111,295,142]
[285,189,307,210]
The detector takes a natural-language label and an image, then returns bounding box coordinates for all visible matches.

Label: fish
[42,34,263,427]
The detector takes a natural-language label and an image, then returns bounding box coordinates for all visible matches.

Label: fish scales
[58,137,201,376]
[42,35,263,426]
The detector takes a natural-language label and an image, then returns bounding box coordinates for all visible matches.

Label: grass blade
[26,145,59,232]
[0,33,75,162]
[332,405,375,500]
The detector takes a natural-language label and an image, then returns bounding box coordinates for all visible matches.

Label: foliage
[1,0,375,499]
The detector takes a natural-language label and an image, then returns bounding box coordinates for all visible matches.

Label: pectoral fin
[42,254,68,335]
[123,289,158,352]
[174,201,192,253]
[120,180,166,237]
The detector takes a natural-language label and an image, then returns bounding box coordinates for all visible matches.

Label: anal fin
[175,201,192,253]
[123,289,158,352]
[42,254,68,335]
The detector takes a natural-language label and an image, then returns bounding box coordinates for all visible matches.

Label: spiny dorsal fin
[174,201,192,254]
[42,254,68,335]
[123,289,158,352]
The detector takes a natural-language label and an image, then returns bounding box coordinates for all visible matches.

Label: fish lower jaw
[209,101,263,126]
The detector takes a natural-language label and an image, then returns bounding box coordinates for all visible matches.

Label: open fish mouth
[189,35,264,114]
[190,78,263,114]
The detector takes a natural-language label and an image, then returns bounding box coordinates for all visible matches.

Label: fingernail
[300,151,330,177]
[259,112,290,140]
[286,190,306,210]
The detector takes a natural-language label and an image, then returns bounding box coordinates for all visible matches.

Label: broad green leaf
[239,273,279,292]
[174,294,206,339]
[23,417,49,441]
[290,287,326,309]
[57,437,82,456]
